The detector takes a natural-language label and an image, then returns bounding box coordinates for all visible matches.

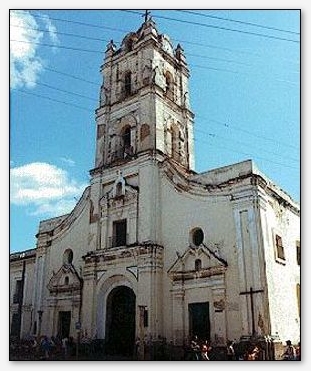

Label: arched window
[122,127,131,148]
[121,126,133,158]
[165,71,174,100]
[195,259,202,271]
[125,72,132,96]
[64,276,69,285]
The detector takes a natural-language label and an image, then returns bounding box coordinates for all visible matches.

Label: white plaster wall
[39,201,91,336]
[158,171,242,342]
[262,197,300,344]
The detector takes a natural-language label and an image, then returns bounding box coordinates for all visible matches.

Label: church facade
[10,17,300,358]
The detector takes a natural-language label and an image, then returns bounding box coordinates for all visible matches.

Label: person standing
[201,344,210,361]
[226,340,235,360]
[295,342,301,360]
[62,337,69,359]
[41,336,51,359]
[282,340,296,361]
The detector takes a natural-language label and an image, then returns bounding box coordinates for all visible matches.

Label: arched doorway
[105,285,136,356]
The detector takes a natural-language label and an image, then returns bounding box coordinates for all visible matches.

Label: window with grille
[275,234,285,261]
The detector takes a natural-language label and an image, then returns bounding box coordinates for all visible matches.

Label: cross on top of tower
[143,10,151,23]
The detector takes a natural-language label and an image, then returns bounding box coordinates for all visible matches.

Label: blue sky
[9,9,300,253]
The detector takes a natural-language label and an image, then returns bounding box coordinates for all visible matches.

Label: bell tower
[94,15,195,172]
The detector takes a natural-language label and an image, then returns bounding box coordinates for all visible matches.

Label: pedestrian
[295,342,300,360]
[245,345,260,360]
[190,335,201,360]
[41,336,51,359]
[282,340,296,361]
[226,340,235,360]
[62,336,69,359]
[201,343,211,360]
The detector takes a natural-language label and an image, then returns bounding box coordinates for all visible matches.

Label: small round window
[192,228,204,246]
[63,249,73,264]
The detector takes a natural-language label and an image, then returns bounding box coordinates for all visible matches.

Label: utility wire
[121,10,299,44]
[10,37,299,150]
[10,25,248,66]
[176,9,300,35]
[14,88,299,170]
[31,12,129,35]
[43,67,99,86]
[196,116,299,150]
[12,23,254,68]
[17,89,94,112]
[10,39,103,54]
[195,127,299,162]
[10,39,299,85]
[194,135,299,170]
[29,81,98,101]
[22,12,300,63]
[10,24,113,44]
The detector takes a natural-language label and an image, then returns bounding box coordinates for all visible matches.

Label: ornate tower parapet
[93,16,195,172]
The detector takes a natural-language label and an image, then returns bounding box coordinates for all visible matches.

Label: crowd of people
[10,333,301,361]
[186,336,301,361]
[10,334,77,360]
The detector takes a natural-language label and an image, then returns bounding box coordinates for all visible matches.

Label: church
[10,16,300,359]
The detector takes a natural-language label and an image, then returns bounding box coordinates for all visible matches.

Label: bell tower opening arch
[96,274,137,356]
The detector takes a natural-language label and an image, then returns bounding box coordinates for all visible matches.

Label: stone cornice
[82,242,164,267]
[169,266,227,282]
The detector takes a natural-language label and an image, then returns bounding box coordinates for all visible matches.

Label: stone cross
[240,286,264,335]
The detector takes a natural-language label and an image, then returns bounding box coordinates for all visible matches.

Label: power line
[12,23,299,76]
[11,24,254,68]
[44,67,99,86]
[186,52,251,66]
[31,12,129,35]
[10,39,299,86]
[194,135,299,170]
[14,88,299,170]
[121,10,299,44]
[17,12,300,64]
[176,9,300,35]
[10,24,113,44]
[195,127,299,163]
[16,89,94,112]
[31,81,98,102]
[196,116,299,150]
[10,39,103,54]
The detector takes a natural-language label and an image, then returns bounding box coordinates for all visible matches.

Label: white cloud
[10,10,59,89]
[10,162,87,217]
[40,13,60,51]
[28,199,79,217]
[60,157,76,167]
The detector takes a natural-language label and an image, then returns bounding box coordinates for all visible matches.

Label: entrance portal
[58,311,71,338]
[105,286,136,356]
[188,302,210,342]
